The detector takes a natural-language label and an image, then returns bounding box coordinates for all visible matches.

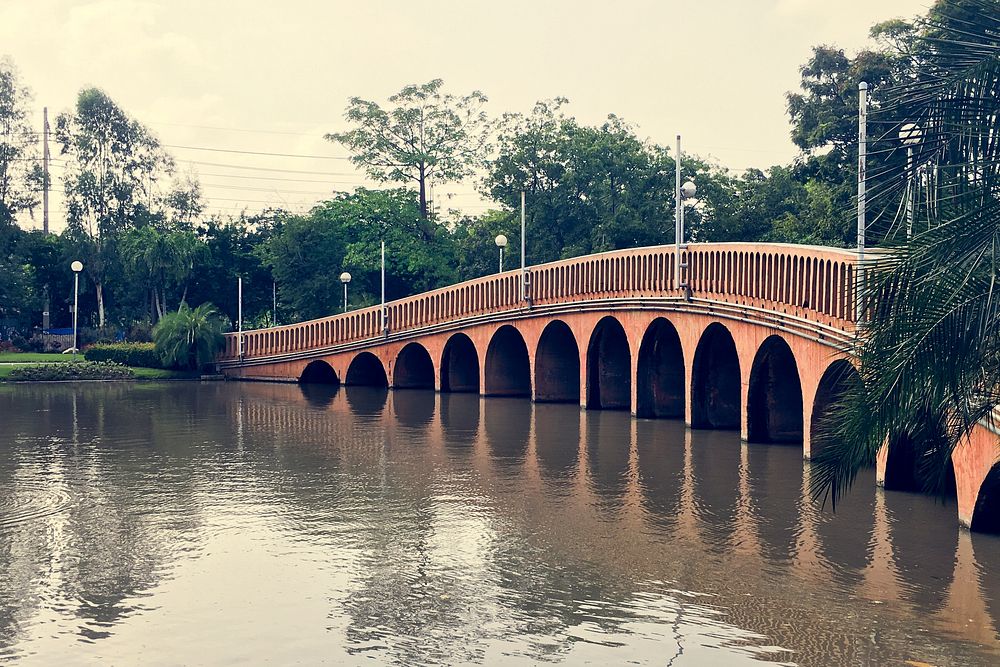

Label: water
[1,382,998,666]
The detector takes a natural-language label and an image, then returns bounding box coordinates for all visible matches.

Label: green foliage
[0,58,42,225]
[84,342,162,368]
[6,360,134,382]
[814,0,1000,504]
[153,303,225,370]
[266,189,456,319]
[327,79,490,218]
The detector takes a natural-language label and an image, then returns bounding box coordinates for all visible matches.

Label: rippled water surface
[1,382,999,665]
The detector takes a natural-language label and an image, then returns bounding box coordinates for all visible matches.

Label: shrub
[153,303,225,370]
[85,342,162,368]
[7,361,135,382]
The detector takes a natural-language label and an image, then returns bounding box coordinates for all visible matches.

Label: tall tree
[56,88,174,326]
[326,79,490,219]
[0,58,42,227]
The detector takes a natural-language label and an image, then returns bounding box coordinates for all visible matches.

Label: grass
[0,352,73,363]
[0,362,201,381]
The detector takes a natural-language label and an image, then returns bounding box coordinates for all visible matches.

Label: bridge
[216,242,1000,532]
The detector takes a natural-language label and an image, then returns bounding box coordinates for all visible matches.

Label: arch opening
[972,463,1000,534]
[691,323,740,430]
[636,317,684,419]
[299,359,339,385]
[810,360,861,458]
[885,412,957,498]
[586,316,631,410]
[535,320,580,403]
[393,343,435,389]
[484,325,531,397]
[746,335,803,443]
[345,352,389,387]
[441,333,480,393]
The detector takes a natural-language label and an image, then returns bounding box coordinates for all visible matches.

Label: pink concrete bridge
[217,242,1000,531]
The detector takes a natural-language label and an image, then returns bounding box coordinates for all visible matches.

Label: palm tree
[813,0,1000,504]
[153,303,225,370]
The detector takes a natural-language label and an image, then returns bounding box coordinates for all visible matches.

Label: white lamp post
[495,234,508,273]
[899,122,923,239]
[340,271,352,312]
[70,260,83,360]
[674,135,697,292]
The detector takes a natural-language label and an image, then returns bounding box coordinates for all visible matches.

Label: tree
[56,88,174,326]
[153,302,225,370]
[0,58,42,227]
[266,188,456,320]
[814,0,1000,504]
[326,79,490,219]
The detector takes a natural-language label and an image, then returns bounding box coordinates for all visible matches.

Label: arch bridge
[217,242,1000,531]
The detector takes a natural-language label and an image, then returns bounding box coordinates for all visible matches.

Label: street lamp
[495,234,508,273]
[340,271,352,312]
[70,260,83,360]
[674,135,698,293]
[899,122,923,239]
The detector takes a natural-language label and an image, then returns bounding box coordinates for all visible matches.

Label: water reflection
[690,429,741,552]
[0,383,997,665]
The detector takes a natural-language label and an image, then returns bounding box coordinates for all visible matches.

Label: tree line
[0,5,934,341]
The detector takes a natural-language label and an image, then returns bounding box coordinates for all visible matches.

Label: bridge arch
[345,352,389,387]
[691,322,740,430]
[534,320,580,403]
[636,317,684,419]
[440,333,479,393]
[747,335,803,444]
[885,413,956,498]
[810,359,861,458]
[972,463,1000,534]
[586,316,631,410]
[485,325,531,397]
[299,359,339,385]
[393,342,435,389]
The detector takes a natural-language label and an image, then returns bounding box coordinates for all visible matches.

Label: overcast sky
[1,0,929,230]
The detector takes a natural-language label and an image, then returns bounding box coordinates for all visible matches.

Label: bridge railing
[220,243,856,362]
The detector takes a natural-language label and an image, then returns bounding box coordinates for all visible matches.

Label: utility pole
[857,82,867,323]
[42,107,50,235]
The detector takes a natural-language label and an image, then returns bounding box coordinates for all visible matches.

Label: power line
[163,143,352,161]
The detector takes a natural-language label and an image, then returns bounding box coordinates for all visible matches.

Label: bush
[7,361,135,382]
[85,342,162,368]
[153,303,225,370]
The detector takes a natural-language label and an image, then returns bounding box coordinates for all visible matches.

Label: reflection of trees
[0,384,207,649]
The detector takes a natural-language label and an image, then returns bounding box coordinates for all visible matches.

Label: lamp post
[857,82,868,323]
[340,271,352,312]
[495,234,508,273]
[899,122,923,239]
[674,135,697,292]
[70,260,83,360]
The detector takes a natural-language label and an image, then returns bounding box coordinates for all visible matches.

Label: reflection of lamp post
[71,260,83,360]
[495,234,508,273]
[899,122,923,239]
[340,271,352,313]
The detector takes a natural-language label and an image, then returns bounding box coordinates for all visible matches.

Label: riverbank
[0,353,201,382]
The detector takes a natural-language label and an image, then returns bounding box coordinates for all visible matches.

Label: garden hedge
[84,342,162,368]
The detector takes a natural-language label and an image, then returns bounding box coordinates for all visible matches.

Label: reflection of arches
[534,320,580,403]
[298,382,338,408]
[440,392,480,453]
[484,398,530,465]
[440,334,479,393]
[636,419,686,531]
[585,410,631,506]
[534,402,580,483]
[971,464,1000,534]
[747,443,802,561]
[691,323,740,430]
[484,325,531,397]
[345,352,388,387]
[810,360,861,458]
[746,335,803,443]
[636,318,684,419]
[690,429,741,552]
[393,343,434,389]
[299,359,339,384]
[586,316,631,410]
[393,389,435,426]
[814,466,875,579]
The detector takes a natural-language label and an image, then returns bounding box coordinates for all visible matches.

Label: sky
[1,0,930,231]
